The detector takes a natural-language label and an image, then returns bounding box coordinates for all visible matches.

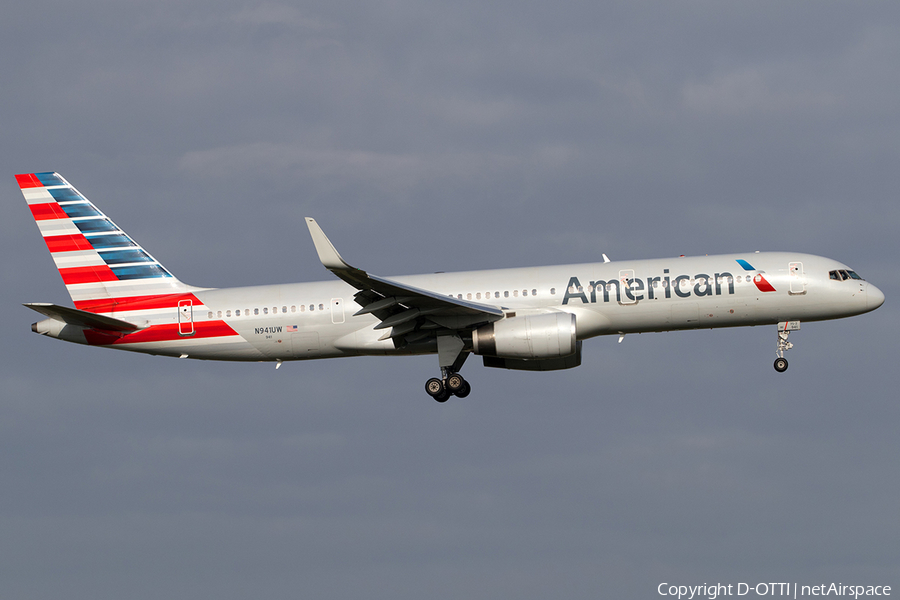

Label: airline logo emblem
[736,259,776,292]
[17,172,241,348]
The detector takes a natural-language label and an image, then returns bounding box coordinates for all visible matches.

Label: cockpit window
[829,269,864,281]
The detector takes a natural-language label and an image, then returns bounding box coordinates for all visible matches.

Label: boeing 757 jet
[18,172,884,401]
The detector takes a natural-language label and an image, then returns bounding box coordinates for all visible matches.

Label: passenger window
[523,289,528,297]
[532,289,537,296]
[504,291,509,298]
[291,305,297,313]
[466,293,472,300]
[318,304,324,311]
[476,293,481,299]
[217,311,222,318]
[550,288,556,295]
[236,309,241,316]
[282,306,287,313]
[495,291,500,298]
[263,307,268,314]
[309,305,314,311]
[300,305,306,312]
[207,312,213,319]
[226,310,232,317]
[254,308,259,315]
[513,290,518,297]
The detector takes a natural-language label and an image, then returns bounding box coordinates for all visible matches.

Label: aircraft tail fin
[16,172,193,312]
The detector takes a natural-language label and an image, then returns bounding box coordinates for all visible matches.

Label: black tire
[425,377,445,397]
[454,381,471,398]
[446,373,465,392]
[434,389,451,403]
[774,357,788,372]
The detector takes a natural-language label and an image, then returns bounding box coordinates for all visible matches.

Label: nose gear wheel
[774,321,798,373]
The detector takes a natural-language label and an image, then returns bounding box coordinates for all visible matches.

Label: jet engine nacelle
[472,312,577,359]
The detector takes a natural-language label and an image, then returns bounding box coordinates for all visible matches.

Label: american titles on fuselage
[561,266,773,305]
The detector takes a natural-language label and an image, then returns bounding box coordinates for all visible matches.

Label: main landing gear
[425,372,471,402]
[425,334,472,402]
[774,320,800,373]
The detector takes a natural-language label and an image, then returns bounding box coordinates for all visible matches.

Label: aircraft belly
[231,319,358,360]
[588,294,777,334]
[333,327,394,355]
[109,336,267,360]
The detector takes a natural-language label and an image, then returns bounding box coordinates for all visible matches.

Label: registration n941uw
[17,172,884,401]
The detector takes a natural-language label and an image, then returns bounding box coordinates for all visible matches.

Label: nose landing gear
[774,321,800,373]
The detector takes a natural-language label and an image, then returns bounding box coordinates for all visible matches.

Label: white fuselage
[99,251,882,361]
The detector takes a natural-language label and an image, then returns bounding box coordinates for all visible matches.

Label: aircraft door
[789,262,806,295]
[331,298,345,324]
[619,269,637,304]
[178,299,195,336]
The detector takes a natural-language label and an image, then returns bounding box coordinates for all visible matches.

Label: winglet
[305,218,353,270]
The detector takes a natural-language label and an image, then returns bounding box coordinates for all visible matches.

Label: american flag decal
[286,325,298,332]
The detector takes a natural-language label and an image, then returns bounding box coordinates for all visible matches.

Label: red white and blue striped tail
[17,172,196,314]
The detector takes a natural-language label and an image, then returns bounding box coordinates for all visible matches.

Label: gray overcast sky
[2,2,899,598]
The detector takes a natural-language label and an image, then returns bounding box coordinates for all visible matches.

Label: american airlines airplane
[18,172,885,401]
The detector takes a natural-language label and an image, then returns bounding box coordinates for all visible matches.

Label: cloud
[178,142,527,201]
[229,3,337,31]
[681,66,841,116]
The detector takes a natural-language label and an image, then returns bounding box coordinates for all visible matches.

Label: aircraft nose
[867,283,885,311]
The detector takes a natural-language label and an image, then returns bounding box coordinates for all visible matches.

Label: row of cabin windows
[205,275,757,319]
[450,275,750,299]
[451,288,547,301]
[208,303,325,319]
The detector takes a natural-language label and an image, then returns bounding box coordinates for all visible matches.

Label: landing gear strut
[425,334,472,402]
[774,321,799,373]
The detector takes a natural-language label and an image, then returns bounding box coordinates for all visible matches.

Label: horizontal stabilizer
[23,303,141,332]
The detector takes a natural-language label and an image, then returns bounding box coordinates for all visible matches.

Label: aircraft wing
[305,218,503,342]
